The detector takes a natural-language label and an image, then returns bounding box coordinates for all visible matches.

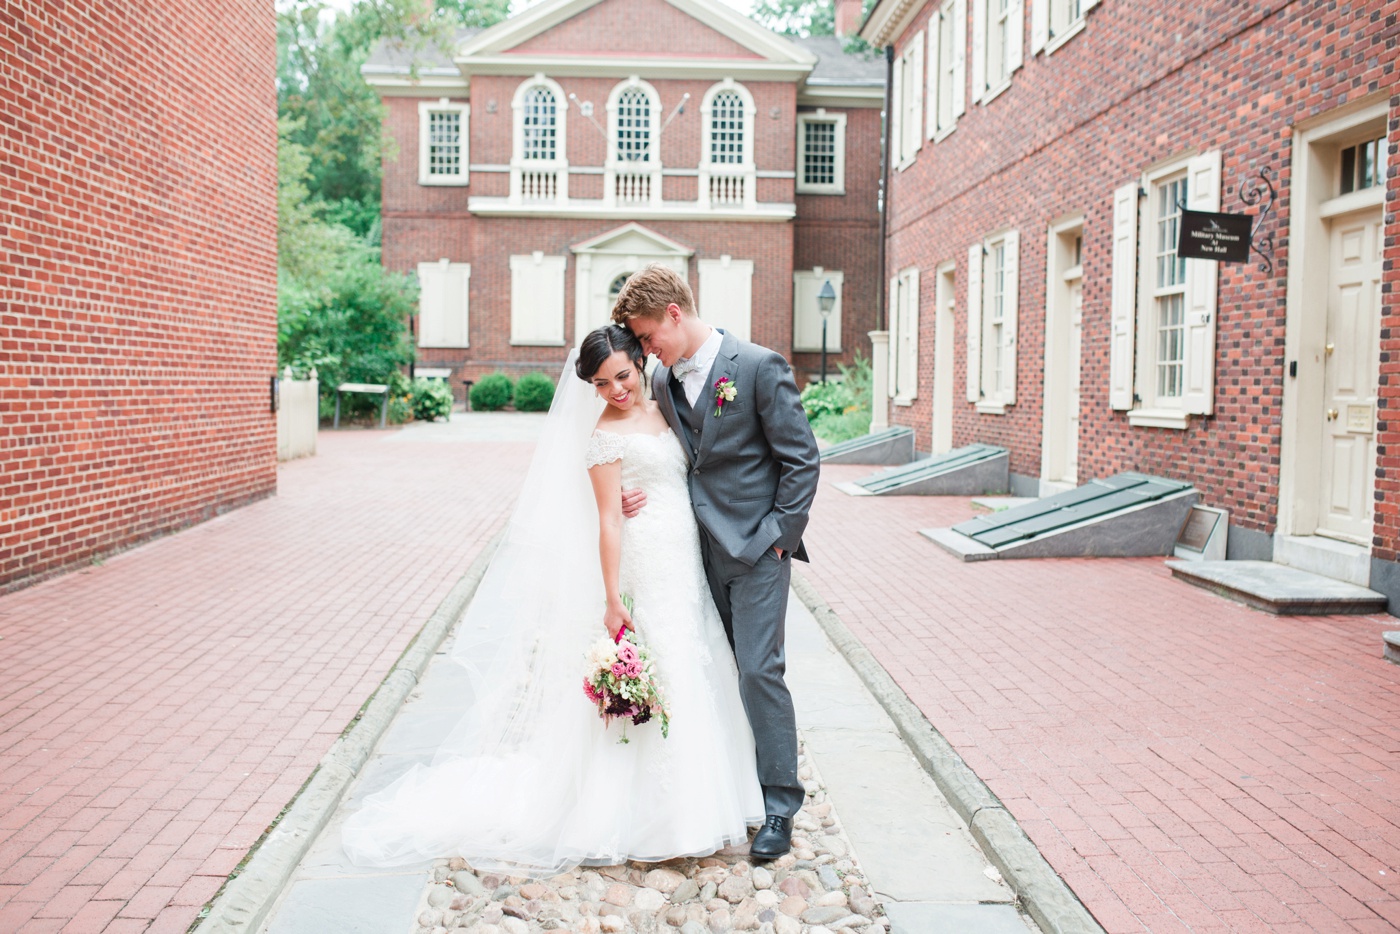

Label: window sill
[419,177,469,187]
[509,340,566,347]
[796,185,846,196]
[978,79,1012,106]
[975,400,1009,415]
[1043,18,1086,56]
[932,122,958,144]
[1127,408,1190,430]
[893,396,916,407]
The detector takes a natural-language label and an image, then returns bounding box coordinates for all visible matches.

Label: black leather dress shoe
[749,814,793,860]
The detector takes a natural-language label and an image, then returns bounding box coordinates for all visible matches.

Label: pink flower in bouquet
[617,642,639,665]
[583,677,603,703]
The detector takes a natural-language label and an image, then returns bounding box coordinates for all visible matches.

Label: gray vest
[669,376,705,458]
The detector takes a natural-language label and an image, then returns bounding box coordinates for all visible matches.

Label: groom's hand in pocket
[620,487,647,518]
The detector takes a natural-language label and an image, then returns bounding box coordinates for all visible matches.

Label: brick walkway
[0,421,536,933]
[801,465,1400,934]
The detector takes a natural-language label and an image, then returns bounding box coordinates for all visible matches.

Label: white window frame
[890,33,924,170]
[926,0,967,142]
[966,229,1019,412]
[697,255,754,341]
[1031,0,1098,57]
[605,77,662,209]
[509,252,567,347]
[1111,151,1221,428]
[793,267,844,352]
[416,259,471,349]
[510,74,569,206]
[418,98,469,186]
[700,80,756,210]
[972,0,1023,105]
[796,110,847,195]
[887,265,920,405]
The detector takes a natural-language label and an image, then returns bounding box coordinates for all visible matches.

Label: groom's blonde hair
[611,263,695,323]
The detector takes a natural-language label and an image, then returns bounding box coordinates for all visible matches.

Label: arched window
[699,81,755,210]
[511,75,568,204]
[608,273,630,305]
[709,89,745,165]
[521,85,558,161]
[615,88,651,163]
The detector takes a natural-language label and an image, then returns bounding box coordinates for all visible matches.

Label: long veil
[342,351,615,873]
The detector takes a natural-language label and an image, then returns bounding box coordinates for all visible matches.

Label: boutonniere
[712,377,737,417]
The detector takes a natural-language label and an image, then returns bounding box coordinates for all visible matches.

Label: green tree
[750,0,833,37]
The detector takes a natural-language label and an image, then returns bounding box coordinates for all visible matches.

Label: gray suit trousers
[699,528,804,820]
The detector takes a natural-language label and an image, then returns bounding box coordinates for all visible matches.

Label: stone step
[1384,632,1400,666]
[1167,560,1388,616]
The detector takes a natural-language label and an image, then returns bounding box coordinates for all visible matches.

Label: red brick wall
[0,2,279,591]
[508,0,764,59]
[881,0,1398,542]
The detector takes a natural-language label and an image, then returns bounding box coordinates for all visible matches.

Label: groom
[612,263,820,859]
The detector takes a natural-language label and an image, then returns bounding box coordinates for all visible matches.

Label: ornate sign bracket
[1238,168,1277,274]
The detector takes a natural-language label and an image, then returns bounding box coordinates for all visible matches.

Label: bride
[341,325,763,874]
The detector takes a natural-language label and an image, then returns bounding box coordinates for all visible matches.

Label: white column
[869,330,890,432]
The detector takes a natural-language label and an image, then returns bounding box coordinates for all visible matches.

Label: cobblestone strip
[789,571,1103,934]
[192,530,505,934]
[408,744,886,934]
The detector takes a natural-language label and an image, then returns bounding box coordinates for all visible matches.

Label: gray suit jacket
[654,330,820,566]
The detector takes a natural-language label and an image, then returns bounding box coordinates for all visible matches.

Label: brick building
[861,0,1400,605]
[0,3,279,592]
[363,0,884,388]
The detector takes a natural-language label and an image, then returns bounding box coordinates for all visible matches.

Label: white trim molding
[700,79,757,211]
[418,98,469,186]
[796,109,847,195]
[510,74,569,207]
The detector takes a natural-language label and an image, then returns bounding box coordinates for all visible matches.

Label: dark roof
[791,35,884,86]
[363,28,479,74]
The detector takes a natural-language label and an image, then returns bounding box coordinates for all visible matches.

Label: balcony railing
[509,160,568,205]
[700,166,754,210]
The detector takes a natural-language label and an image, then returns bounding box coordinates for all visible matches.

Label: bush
[513,372,556,412]
[803,354,874,444]
[411,377,453,422]
[470,373,514,411]
[800,380,856,421]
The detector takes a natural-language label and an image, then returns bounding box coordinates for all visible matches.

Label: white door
[1065,277,1083,483]
[1317,207,1382,543]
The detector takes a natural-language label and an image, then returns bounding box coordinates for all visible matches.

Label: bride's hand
[604,598,633,641]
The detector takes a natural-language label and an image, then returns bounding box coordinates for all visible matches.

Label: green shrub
[387,370,413,425]
[470,372,514,411]
[513,372,556,412]
[803,353,874,444]
[800,380,856,421]
[411,377,454,422]
[812,406,872,444]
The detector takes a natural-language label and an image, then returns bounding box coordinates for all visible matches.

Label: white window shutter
[1082,0,1099,11]
[900,269,920,400]
[910,33,925,152]
[1031,0,1048,53]
[889,59,903,167]
[441,264,470,347]
[510,254,566,345]
[1002,230,1019,405]
[1109,184,1138,410]
[966,245,982,402]
[926,25,939,139]
[953,0,967,116]
[417,262,445,348]
[888,275,901,398]
[971,0,986,102]
[699,258,754,341]
[1008,0,1025,71]
[1182,150,1221,415]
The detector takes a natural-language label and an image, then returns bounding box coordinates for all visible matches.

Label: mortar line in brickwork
[886,0,1303,237]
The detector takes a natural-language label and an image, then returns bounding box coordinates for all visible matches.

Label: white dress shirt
[673,327,722,407]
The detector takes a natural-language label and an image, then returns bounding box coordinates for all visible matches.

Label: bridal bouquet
[582,597,671,744]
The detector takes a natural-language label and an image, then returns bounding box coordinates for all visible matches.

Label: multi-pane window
[936,3,956,131]
[989,241,1007,396]
[1152,175,1188,400]
[797,112,846,194]
[418,100,468,186]
[974,0,1022,101]
[427,111,461,176]
[710,90,745,164]
[926,0,966,140]
[1049,0,1081,38]
[967,230,1019,409]
[522,86,558,161]
[615,88,651,163]
[804,121,835,185]
[1341,135,1385,195]
[988,0,1010,88]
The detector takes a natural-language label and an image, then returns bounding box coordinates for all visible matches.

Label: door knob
[1325,343,1335,356]
[1327,408,1339,421]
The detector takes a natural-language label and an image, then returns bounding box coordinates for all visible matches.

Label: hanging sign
[1177,210,1254,263]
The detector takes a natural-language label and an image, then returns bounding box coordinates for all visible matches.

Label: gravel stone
[454,872,487,896]
[816,866,843,891]
[717,875,753,903]
[671,880,700,903]
[778,896,806,918]
[750,867,773,890]
[698,881,718,903]
[635,888,666,912]
[802,905,848,925]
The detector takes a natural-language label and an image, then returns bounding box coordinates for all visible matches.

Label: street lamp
[817,279,836,383]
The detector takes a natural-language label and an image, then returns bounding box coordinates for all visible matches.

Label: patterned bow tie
[671,357,698,380]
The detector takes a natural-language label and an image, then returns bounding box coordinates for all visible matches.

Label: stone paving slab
[0,416,539,933]
[801,465,1400,934]
[1167,560,1388,615]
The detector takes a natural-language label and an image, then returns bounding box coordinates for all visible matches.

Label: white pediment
[571,223,694,257]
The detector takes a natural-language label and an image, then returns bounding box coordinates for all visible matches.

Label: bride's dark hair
[575,324,645,383]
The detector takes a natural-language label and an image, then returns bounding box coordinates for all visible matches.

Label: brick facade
[368,0,884,391]
[0,3,279,592]
[867,0,1398,577]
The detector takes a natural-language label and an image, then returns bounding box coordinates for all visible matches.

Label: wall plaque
[1174,505,1229,562]
[1347,404,1373,434]
[1178,210,1253,263]
[1177,507,1220,552]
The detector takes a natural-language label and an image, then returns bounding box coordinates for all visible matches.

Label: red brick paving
[802,465,1400,933]
[0,427,533,932]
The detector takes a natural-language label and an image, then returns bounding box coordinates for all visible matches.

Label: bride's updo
[575,325,644,382]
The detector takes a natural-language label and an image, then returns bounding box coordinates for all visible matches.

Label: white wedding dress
[342,372,762,875]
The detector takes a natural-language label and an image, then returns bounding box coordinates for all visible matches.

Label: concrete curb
[790,570,1105,934]
[192,530,505,934]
